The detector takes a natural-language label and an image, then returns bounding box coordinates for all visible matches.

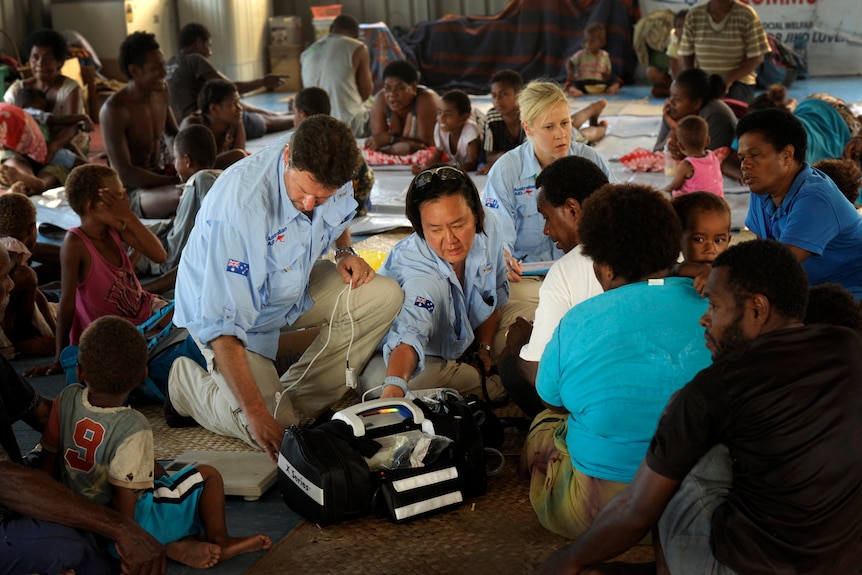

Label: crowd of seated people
[0,6,861,573]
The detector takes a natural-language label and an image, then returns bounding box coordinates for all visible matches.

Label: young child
[664,115,724,197]
[135,124,220,294]
[479,69,526,174]
[566,23,621,97]
[645,10,687,99]
[25,164,168,377]
[0,192,55,357]
[294,86,376,217]
[672,191,732,265]
[13,87,91,170]
[413,89,481,174]
[38,315,272,568]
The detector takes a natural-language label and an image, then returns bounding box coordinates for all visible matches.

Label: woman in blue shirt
[359,166,509,399]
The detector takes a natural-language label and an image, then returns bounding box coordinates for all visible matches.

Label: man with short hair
[100,31,181,219]
[166,22,293,134]
[169,115,401,462]
[538,239,862,575]
[300,14,374,137]
[0,244,165,575]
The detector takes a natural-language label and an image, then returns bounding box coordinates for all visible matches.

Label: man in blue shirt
[170,115,401,461]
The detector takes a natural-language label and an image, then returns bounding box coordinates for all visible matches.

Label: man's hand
[536,546,585,575]
[261,74,286,91]
[23,360,62,378]
[505,317,533,356]
[115,526,166,575]
[245,408,286,463]
[336,254,375,288]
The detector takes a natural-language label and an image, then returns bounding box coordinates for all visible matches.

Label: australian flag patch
[414,296,435,313]
[484,197,499,209]
[226,258,250,276]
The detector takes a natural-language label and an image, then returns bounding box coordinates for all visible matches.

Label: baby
[672,191,732,266]
[413,89,481,173]
[665,115,724,197]
[566,23,620,97]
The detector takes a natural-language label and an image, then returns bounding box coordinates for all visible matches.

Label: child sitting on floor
[38,315,272,568]
[565,23,621,97]
[665,115,724,197]
[413,89,481,174]
[0,192,56,357]
[479,69,526,174]
[135,124,220,294]
[672,191,731,265]
[24,164,168,377]
[13,87,91,170]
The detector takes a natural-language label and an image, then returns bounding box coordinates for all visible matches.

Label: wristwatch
[477,343,492,354]
[334,246,359,259]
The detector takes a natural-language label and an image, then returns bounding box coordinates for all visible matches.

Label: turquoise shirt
[537,278,711,483]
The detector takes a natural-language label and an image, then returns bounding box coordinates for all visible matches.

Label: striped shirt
[678,0,769,86]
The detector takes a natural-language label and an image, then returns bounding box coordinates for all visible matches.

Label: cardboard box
[268,45,302,92]
[275,325,321,375]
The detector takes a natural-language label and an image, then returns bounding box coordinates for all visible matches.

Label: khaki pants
[168,260,402,449]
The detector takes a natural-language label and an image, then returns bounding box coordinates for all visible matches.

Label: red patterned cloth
[361,147,439,166]
[0,103,47,164]
[619,147,665,172]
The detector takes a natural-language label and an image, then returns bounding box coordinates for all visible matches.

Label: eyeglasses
[413,165,469,189]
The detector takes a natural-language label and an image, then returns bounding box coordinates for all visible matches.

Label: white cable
[345,279,354,368]
[282,282,351,395]
[361,385,383,402]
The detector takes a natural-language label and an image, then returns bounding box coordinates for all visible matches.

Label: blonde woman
[483,80,615,293]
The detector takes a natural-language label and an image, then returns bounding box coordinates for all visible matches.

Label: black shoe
[164,394,198,428]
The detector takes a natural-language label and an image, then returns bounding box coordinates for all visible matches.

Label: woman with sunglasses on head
[358,166,509,401]
[483,80,615,306]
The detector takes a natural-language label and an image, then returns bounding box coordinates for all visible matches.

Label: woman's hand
[506,253,523,283]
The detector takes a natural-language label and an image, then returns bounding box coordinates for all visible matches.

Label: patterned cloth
[361,146,440,166]
[0,103,46,164]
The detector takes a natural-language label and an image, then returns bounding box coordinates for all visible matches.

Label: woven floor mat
[141,404,257,461]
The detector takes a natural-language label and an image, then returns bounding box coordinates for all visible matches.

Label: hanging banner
[639,0,862,76]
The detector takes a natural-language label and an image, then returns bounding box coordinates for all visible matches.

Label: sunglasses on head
[413,165,469,189]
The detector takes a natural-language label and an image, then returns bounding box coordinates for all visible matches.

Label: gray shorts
[658,444,739,575]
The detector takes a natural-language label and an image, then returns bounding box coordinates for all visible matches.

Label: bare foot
[0,165,45,195]
[8,181,27,195]
[213,534,272,562]
[568,86,584,97]
[580,122,608,144]
[586,98,608,126]
[166,539,221,569]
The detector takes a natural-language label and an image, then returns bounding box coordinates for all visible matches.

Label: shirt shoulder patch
[413,296,435,313]
[226,259,250,276]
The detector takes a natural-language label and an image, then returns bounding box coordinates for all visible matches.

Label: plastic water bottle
[664,142,677,177]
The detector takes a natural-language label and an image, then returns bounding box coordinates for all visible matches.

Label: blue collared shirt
[746,164,862,298]
[377,208,509,376]
[174,135,356,359]
[482,132,615,262]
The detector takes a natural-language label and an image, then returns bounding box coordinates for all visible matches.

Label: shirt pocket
[262,243,306,309]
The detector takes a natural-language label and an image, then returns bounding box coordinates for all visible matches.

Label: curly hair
[490,69,524,93]
[674,68,726,105]
[197,78,237,115]
[585,22,606,39]
[804,283,862,331]
[383,60,418,84]
[578,183,680,282]
[736,107,807,164]
[12,87,47,110]
[78,316,148,395]
[441,89,472,116]
[406,166,484,240]
[118,31,160,80]
[518,80,567,128]
[748,84,790,113]
[0,192,36,237]
[535,156,608,207]
[672,191,731,233]
[712,239,808,321]
[813,159,861,204]
[65,164,118,216]
[22,29,68,63]
[294,87,331,117]
[179,22,210,49]
[288,115,361,189]
[175,124,216,169]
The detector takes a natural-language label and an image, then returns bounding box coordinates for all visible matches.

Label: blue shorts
[242,111,266,140]
[0,515,115,575]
